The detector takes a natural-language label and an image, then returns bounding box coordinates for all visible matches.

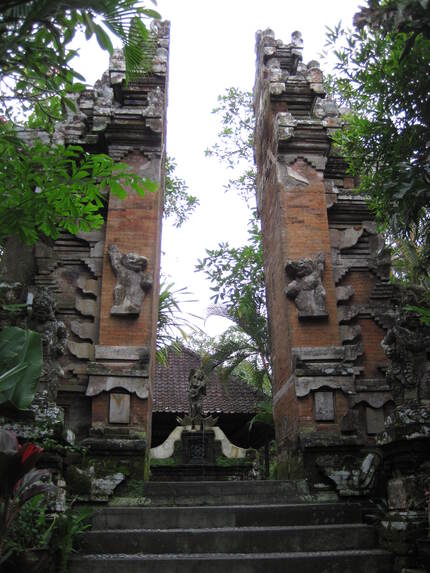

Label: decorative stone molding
[108,244,153,316]
[285,252,327,318]
[150,425,247,460]
[94,345,149,362]
[67,341,93,360]
[86,375,149,399]
[335,285,354,303]
[295,376,355,398]
[349,392,393,409]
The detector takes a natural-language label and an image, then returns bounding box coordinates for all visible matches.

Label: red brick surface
[94,151,164,435]
[358,318,388,378]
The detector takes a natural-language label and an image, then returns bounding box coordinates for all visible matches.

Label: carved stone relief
[108,244,152,316]
[381,310,430,403]
[109,393,130,424]
[29,287,67,398]
[314,391,335,421]
[285,252,327,318]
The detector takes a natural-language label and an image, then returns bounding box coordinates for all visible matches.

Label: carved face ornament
[121,253,147,272]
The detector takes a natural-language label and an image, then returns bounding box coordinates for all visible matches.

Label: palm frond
[156,279,203,364]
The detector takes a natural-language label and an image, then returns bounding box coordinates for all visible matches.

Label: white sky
[75,0,361,336]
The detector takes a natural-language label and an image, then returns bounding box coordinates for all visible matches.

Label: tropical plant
[164,156,199,228]
[0,429,54,559]
[0,0,161,248]
[0,0,161,122]
[205,87,255,204]
[198,87,271,391]
[391,238,430,290]
[0,326,42,412]
[248,399,274,431]
[1,495,53,566]
[196,213,270,390]
[324,0,430,278]
[0,131,157,244]
[49,505,92,573]
[156,280,202,364]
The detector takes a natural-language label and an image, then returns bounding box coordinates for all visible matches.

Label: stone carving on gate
[108,244,153,316]
[285,252,327,318]
[29,287,67,398]
[381,308,430,403]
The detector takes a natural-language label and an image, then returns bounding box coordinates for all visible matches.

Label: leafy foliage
[163,156,199,228]
[0,0,161,247]
[200,322,270,394]
[199,86,270,390]
[0,430,54,559]
[198,218,265,310]
[197,219,270,388]
[0,128,157,244]
[49,505,92,573]
[205,88,256,204]
[0,327,42,410]
[325,0,430,273]
[0,0,161,122]
[156,280,202,364]
[1,495,52,560]
[391,238,430,290]
[248,399,274,430]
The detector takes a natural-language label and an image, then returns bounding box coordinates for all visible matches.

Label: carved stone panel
[108,244,153,316]
[109,393,130,424]
[285,252,327,318]
[314,391,335,421]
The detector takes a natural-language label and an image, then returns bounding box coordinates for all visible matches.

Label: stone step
[93,503,363,530]
[122,479,305,506]
[82,523,377,555]
[70,549,393,573]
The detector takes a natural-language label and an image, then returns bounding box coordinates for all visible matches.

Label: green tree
[198,87,270,391]
[156,280,202,364]
[164,156,199,228]
[0,0,161,121]
[0,0,161,246]
[196,219,270,391]
[325,0,430,279]
[204,87,255,204]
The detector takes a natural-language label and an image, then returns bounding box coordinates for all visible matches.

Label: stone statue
[30,287,67,399]
[285,252,327,317]
[108,244,153,316]
[188,367,207,420]
[381,310,430,402]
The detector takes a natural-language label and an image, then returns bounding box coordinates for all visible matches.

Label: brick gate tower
[254,29,395,485]
[18,22,171,483]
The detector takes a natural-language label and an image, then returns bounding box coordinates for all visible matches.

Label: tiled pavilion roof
[153,347,264,414]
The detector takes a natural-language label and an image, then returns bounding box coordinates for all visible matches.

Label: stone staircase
[70,481,393,573]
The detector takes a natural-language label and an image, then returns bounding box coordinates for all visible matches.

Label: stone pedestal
[182,431,216,465]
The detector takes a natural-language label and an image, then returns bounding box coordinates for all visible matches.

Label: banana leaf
[0,327,42,410]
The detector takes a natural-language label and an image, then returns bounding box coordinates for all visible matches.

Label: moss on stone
[65,466,92,495]
[277,450,305,480]
[215,456,249,467]
[150,457,176,466]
